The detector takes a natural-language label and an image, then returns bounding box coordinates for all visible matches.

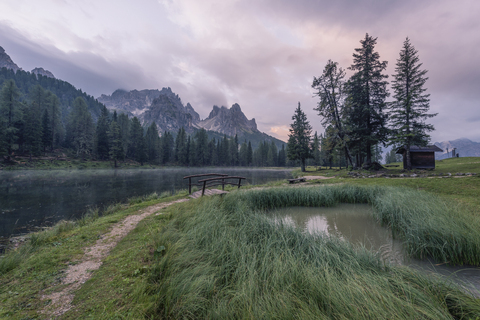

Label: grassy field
[0,158,479,319]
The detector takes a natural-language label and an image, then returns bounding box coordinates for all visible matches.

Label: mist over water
[270,204,480,296]
[0,168,292,239]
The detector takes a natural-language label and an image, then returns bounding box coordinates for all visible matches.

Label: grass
[0,192,185,319]
[144,189,480,319]
[1,159,480,319]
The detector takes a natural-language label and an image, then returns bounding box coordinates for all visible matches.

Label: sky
[0,0,479,144]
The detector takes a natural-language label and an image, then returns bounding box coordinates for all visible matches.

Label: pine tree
[346,34,389,167]
[108,120,124,168]
[286,102,312,172]
[0,80,22,155]
[24,92,44,157]
[389,38,437,170]
[278,144,286,167]
[175,127,188,165]
[129,117,147,164]
[312,60,354,167]
[145,122,160,163]
[312,132,321,170]
[67,97,94,157]
[247,141,253,166]
[41,109,52,153]
[194,128,209,166]
[95,106,110,160]
[46,92,62,150]
[117,113,130,159]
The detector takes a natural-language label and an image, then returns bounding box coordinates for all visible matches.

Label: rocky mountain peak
[198,103,257,136]
[31,67,55,79]
[0,46,21,72]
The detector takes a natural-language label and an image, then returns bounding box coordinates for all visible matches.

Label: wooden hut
[396,145,443,169]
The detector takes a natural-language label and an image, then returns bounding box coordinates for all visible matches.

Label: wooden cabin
[396,145,443,169]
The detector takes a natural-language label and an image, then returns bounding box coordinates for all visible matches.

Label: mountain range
[98,88,284,148]
[1,45,285,148]
[434,138,480,159]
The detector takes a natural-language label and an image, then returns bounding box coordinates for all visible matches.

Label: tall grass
[147,186,480,319]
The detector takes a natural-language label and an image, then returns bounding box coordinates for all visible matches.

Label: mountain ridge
[434,138,480,159]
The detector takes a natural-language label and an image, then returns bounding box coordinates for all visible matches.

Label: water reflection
[0,168,292,239]
[271,204,480,296]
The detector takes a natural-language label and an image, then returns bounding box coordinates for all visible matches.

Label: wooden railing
[183,173,228,194]
[198,176,246,196]
[183,173,246,197]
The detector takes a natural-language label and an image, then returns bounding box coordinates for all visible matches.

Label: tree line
[287,35,436,171]
[0,81,288,167]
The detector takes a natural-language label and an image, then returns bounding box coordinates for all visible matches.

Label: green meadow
[1,158,480,319]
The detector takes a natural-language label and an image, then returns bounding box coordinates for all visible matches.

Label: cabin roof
[396,145,443,154]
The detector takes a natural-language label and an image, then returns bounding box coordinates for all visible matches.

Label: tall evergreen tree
[0,80,22,155]
[195,128,209,166]
[312,132,321,169]
[117,113,130,159]
[24,91,44,157]
[278,144,286,167]
[312,60,354,167]
[95,106,110,160]
[389,38,437,170]
[41,109,52,153]
[67,97,95,157]
[247,141,253,166]
[346,34,389,167]
[145,122,160,163]
[287,102,312,172]
[175,127,188,165]
[46,92,62,150]
[108,119,124,168]
[129,117,147,164]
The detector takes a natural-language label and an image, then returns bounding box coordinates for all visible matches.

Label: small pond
[270,204,480,296]
[0,168,292,241]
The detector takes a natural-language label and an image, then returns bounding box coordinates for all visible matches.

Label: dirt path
[40,198,190,319]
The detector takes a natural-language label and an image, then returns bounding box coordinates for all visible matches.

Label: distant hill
[434,138,480,159]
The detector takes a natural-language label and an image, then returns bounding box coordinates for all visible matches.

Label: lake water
[271,204,480,296]
[0,168,292,239]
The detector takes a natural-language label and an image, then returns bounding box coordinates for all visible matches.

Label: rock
[0,46,21,72]
[31,67,55,78]
[411,174,417,177]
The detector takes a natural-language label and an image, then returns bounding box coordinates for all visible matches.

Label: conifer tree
[312,132,321,169]
[95,106,110,160]
[41,109,52,153]
[117,113,130,159]
[287,102,312,172]
[247,141,253,166]
[312,60,354,167]
[108,120,124,168]
[175,127,188,165]
[0,80,22,155]
[346,34,389,167]
[278,144,286,167]
[389,38,437,170]
[67,97,94,157]
[146,122,160,163]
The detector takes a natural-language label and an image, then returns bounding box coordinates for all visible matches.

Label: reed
[147,187,480,319]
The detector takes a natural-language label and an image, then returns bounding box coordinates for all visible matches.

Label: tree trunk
[406,145,412,170]
[301,159,306,172]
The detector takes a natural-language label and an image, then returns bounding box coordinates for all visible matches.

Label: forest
[287,34,436,171]
[1,34,435,170]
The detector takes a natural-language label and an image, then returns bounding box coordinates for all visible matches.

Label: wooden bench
[288,177,306,184]
[183,173,229,194]
[197,176,246,197]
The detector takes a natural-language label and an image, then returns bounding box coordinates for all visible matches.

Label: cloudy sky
[1,0,479,143]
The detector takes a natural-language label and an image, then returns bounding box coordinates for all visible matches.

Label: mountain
[198,104,257,136]
[434,138,480,159]
[0,46,104,121]
[31,67,55,79]
[0,46,21,72]
[98,88,285,148]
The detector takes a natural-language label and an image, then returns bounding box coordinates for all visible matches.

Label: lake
[0,168,293,239]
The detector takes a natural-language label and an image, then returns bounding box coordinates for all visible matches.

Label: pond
[271,204,480,296]
[0,168,292,240]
